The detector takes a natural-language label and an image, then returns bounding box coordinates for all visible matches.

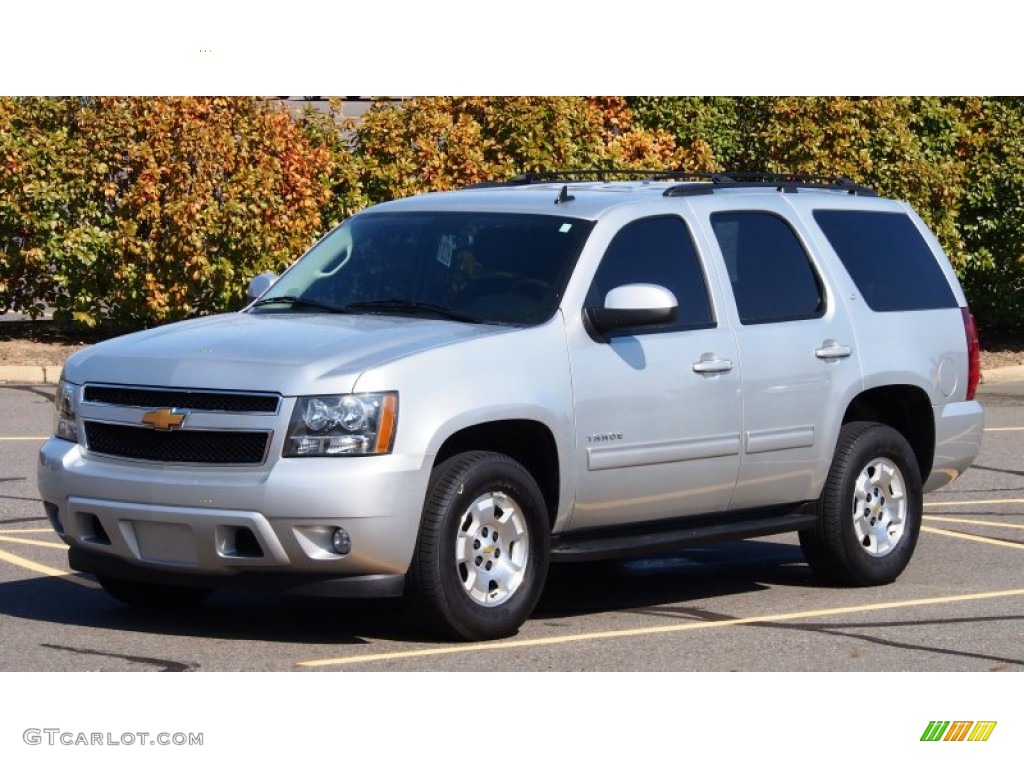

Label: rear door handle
[692,354,734,374]
[815,340,852,359]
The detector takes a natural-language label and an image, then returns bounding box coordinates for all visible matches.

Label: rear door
[694,197,862,510]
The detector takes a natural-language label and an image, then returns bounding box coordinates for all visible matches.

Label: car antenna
[555,185,575,205]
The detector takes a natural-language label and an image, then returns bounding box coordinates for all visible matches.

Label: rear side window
[710,212,824,324]
[813,210,957,311]
[588,216,714,333]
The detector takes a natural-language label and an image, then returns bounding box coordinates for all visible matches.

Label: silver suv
[38,172,985,640]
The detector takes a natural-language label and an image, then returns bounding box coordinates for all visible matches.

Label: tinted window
[711,212,825,324]
[814,210,957,311]
[588,216,714,332]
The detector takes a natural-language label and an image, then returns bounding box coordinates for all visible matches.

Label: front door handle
[692,354,734,374]
[815,340,852,360]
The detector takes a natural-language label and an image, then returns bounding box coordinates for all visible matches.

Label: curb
[0,365,64,385]
[981,365,1024,385]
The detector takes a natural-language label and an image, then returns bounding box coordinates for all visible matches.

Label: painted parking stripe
[922,515,1024,531]
[921,526,1024,550]
[0,529,54,534]
[0,534,67,550]
[924,498,1024,507]
[296,587,1024,668]
[0,547,70,577]
[983,427,1024,432]
[0,436,48,440]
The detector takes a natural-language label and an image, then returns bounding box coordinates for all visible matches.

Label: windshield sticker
[436,235,455,267]
[559,223,573,233]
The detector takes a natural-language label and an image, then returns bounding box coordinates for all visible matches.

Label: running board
[550,510,818,563]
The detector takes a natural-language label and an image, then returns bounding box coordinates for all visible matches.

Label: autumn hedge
[1,96,1022,331]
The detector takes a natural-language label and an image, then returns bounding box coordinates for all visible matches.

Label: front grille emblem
[141,408,187,430]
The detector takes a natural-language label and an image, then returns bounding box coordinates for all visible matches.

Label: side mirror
[247,272,279,302]
[586,283,679,335]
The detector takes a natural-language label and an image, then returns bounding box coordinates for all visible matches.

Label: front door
[567,214,741,530]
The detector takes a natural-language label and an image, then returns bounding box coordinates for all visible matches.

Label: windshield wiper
[342,299,486,324]
[250,295,352,313]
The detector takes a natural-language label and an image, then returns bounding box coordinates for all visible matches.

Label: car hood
[62,312,511,395]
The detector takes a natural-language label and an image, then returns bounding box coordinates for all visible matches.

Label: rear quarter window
[813,210,957,311]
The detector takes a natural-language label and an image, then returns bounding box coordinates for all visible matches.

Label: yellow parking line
[296,587,1024,668]
[921,526,1024,550]
[0,436,48,441]
[983,427,1024,432]
[0,529,53,534]
[925,498,1024,507]
[923,515,1024,531]
[0,535,67,550]
[0,547,70,577]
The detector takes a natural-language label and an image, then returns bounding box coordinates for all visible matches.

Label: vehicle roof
[363,181,903,220]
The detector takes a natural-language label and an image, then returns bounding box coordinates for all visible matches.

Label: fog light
[331,527,351,555]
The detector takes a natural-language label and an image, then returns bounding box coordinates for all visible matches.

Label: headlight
[54,377,79,443]
[285,392,398,457]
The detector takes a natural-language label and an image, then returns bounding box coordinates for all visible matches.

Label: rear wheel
[406,451,550,641]
[800,421,922,586]
[97,575,213,610]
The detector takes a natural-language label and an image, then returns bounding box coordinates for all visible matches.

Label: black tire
[406,451,551,641]
[800,421,923,587]
[97,575,213,610]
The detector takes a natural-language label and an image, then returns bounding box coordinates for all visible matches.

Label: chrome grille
[83,385,279,413]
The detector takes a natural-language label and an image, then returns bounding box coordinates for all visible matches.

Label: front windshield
[252,211,595,325]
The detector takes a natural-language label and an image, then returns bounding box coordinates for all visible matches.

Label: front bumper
[68,547,406,597]
[38,438,431,587]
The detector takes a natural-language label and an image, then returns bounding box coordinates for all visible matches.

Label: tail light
[961,307,980,401]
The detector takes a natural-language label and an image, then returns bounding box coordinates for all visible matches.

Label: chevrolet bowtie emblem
[141,408,187,430]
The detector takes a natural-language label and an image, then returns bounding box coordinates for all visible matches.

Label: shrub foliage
[1,96,1022,331]
[0,97,346,328]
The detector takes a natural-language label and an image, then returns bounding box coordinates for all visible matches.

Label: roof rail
[510,170,699,184]
[463,170,876,197]
[662,172,877,197]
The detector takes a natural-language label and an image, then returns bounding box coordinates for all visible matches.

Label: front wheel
[406,451,550,641]
[800,422,923,586]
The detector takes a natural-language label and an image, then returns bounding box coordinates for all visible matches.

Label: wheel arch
[841,385,934,482]
[433,420,560,530]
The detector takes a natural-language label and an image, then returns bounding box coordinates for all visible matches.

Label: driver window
[587,216,715,333]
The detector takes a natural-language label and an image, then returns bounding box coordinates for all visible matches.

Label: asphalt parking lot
[1,381,1021,672]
